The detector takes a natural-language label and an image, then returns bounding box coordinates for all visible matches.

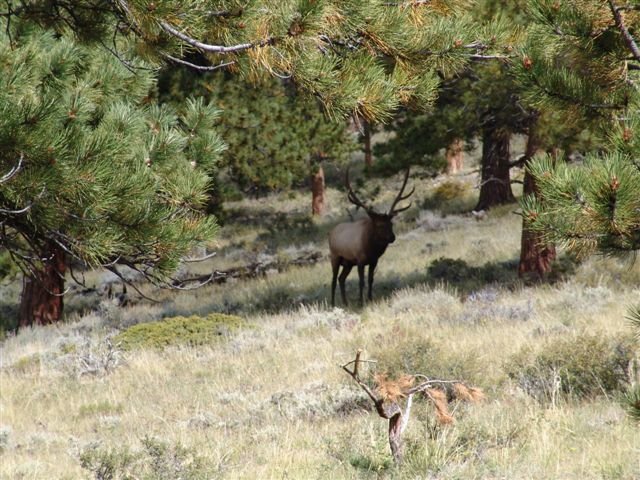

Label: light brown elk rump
[329,168,414,307]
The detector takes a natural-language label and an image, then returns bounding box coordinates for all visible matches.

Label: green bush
[422,180,475,214]
[426,257,518,292]
[505,332,637,402]
[80,437,212,480]
[114,313,245,350]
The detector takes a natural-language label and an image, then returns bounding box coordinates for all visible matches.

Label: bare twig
[182,250,218,263]
[162,53,236,71]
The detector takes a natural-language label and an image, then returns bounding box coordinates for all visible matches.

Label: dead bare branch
[341,350,483,464]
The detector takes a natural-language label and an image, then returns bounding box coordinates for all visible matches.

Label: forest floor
[1,164,639,479]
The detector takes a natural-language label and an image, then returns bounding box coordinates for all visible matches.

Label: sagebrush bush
[505,332,637,402]
[114,313,245,350]
[80,437,212,480]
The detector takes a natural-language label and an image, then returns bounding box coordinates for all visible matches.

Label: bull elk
[329,168,414,307]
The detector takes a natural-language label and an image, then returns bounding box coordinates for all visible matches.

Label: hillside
[1,167,639,479]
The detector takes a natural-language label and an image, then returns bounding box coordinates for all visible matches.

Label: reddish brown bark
[518,123,556,278]
[311,165,326,216]
[476,126,515,211]
[19,241,66,327]
[445,138,464,174]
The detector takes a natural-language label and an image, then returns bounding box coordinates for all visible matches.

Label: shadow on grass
[219,207,343,256]
[424,255,579,295]
[161,253,576,320]
[189,254,580,318]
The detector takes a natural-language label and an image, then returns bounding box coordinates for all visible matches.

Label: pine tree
[159,70,355,214]
[0,27,223,326]
[515,0,640,420]
[517,1,639,258]
[1,1,511,121]
[372,6,526,208]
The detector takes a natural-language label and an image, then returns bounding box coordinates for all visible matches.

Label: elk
[329,168,414,307]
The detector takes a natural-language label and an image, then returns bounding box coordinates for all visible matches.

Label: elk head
[328,167,414,307]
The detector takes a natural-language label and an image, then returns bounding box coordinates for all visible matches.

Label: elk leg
[330,257,341,307]
[357,264,365,306]
[338,264,353,306]
[367,259,378,301]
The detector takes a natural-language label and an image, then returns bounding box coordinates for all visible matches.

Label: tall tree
[0,28,222,326]
[518,0,639,257]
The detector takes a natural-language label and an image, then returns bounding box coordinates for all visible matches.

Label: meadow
[1,165,639,479]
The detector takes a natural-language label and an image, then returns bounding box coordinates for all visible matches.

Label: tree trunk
[388,413,403,465]
[518,122,556,278]
[363,119,373,168]
[19,241,66,327]
[475,126,515,210]
[445,138,464,174]
[311,165,326,216]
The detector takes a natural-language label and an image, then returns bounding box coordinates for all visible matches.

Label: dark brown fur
[329,169,414,306]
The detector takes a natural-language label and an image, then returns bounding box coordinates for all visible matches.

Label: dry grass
[1,167,639,479]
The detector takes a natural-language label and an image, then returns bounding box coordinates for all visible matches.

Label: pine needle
[425,387,454,425]
[374,373,415,403]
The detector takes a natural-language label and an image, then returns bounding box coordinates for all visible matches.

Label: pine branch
[609,0,640,62]
[162,53,235,71]
[159,20,275,54]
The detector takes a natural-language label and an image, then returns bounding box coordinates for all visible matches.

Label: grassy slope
[1,169,639,479]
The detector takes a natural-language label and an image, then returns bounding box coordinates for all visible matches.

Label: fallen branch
[172,251,323,287]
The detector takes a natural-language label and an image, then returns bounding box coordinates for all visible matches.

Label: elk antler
[388,168,415,216]
[345,167,375,214]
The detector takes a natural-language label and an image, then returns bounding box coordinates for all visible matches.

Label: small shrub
[79,437,212,480]
[505,332,637,402]
[77,401,123,418]
[114,313,245,350]
[0,426,10,453]
[422,180,475,214]
[432,180,469,202]
[10,354,42,374]
[61,337,123,377]
[428,258,474,283]
[80,443,135,480]
[268,382,370,420]
[427,257,518,292]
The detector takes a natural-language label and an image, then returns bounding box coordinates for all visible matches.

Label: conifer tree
[1,1,511,121]
[517,1,639,257]
[515,0,640,419]
[1,27,223,326]
[160,71,355,213]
